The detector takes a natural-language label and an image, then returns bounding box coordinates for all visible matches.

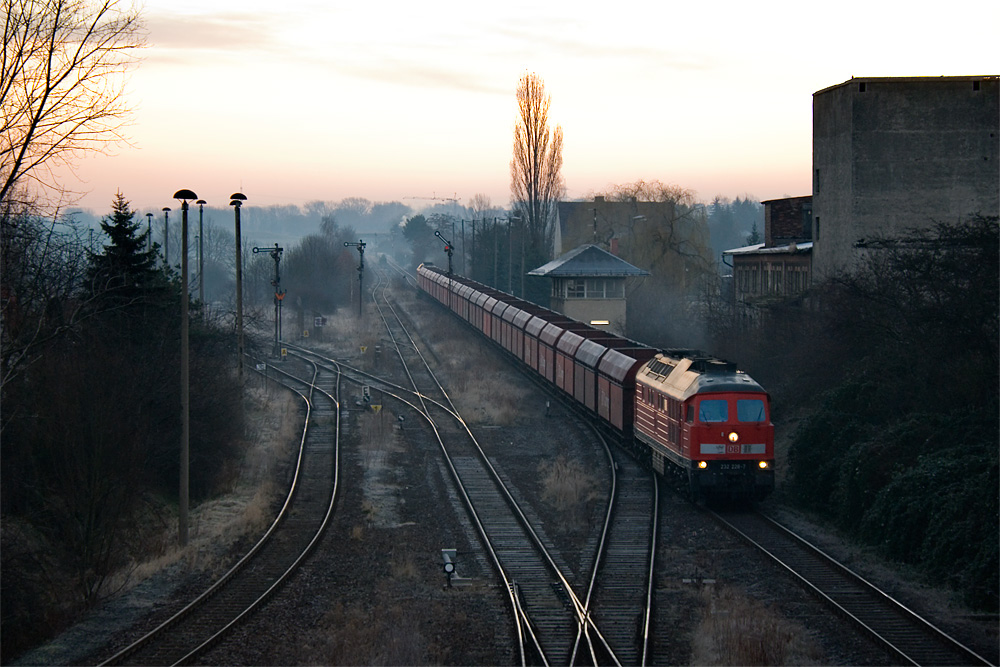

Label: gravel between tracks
[16,287,997,666]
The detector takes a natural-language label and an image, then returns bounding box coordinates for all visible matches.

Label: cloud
[143,10,286,62]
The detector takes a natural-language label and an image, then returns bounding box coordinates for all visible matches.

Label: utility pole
[344,240,366,318]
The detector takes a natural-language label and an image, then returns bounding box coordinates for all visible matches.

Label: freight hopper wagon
[417,263,775,502]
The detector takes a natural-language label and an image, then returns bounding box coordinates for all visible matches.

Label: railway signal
[253,243,284,357]
[434,230,454,278]
[344,240,366,318]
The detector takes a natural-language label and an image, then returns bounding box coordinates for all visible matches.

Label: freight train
[416,263,774,501]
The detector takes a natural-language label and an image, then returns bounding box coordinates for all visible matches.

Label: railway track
[714,510,994,667]
[373,263,663,665]
[99,359,342,666]
[581,445,658,666]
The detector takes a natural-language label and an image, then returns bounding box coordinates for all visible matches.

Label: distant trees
[510,72,564,302]
[281,216,358,314]
[706,195,763,259]
[401,214,435,270]
[591,180,715,346]
[1,0,144,204]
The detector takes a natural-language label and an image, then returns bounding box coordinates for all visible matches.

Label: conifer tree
[86,192,161,302]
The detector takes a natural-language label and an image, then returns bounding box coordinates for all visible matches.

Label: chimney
[610,238,619,256]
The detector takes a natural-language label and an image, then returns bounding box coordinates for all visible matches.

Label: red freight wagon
[500,304,522,353]
[490,301,508,346]
[523,316,548,373]
[480,296,499,338]
[555,330,587,395]
[510,309,534,361]
[597,347,657,431]
[455,283,474,321]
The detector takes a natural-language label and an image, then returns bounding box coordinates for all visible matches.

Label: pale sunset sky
[61,0,999,213]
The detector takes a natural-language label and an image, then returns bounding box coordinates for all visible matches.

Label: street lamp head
[173,189,198,202]
[162,207,171,212]
[230,192,247,202]
[196,199,206,206]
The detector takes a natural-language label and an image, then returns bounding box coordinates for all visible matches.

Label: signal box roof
[528,244,650,278]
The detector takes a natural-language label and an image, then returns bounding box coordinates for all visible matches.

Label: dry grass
[689,584,823,666]
[106,389,303,591]
[538,455,600,529]
[305,602,428,665]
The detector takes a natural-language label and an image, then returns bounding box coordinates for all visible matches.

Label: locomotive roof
[638,352,765,401]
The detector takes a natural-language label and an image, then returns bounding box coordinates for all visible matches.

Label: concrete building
[812,76,999,278]
[528,244,649,335]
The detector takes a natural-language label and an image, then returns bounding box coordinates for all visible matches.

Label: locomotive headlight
[758,461,769,469]
[728,432,739,443]
[698,461,708,469]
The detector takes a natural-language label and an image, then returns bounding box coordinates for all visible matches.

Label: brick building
[724,196,813,305]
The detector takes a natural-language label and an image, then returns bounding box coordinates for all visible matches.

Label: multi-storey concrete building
[811,76,999,278]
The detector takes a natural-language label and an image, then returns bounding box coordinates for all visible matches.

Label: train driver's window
[737,399,766,422]
[698,399,728,422]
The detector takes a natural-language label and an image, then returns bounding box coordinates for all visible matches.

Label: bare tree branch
[0,0,144,205]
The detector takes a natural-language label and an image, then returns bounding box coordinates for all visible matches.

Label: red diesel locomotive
[416,263,774,501]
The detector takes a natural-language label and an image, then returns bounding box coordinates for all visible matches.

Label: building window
[815,216,820,239]
[561,278,623,299]
[859,82,866,92]
[973,80,981,92]
[814,168,820,194]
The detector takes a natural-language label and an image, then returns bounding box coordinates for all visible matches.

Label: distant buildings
[724,75,999,307]
[724,196,813,306]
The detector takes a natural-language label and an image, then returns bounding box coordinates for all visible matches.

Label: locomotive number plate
[718,463,746,471]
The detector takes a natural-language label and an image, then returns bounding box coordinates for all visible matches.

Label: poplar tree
[510,72,564,300]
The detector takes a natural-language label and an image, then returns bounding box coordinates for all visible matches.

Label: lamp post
[173,188,197,547]
[196,199,206,309]
[162,207,171,267]
[146,213,153,253]
[344,240,366,318]
[230,193,247,383]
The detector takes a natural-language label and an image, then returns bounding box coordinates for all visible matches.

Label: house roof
[528,244,650,278]
[723,241,813,256]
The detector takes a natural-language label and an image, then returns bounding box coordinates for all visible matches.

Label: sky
[60,0,1000,215]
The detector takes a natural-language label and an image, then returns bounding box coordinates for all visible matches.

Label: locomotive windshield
[737,399,767,422]
[698,399,728,422]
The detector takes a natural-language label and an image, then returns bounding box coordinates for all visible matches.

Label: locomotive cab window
[737,399,766,422]
[698,399,728,423]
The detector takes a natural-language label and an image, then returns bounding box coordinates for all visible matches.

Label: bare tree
[0,0,144,205]
[510,72,564,255]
